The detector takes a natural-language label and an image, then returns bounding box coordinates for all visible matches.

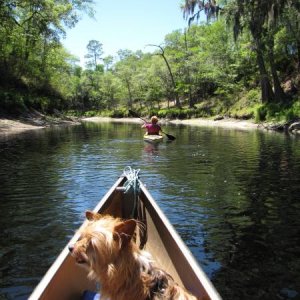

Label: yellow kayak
[143,134,163,143]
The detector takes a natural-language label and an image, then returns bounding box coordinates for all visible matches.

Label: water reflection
[0,122,300,300]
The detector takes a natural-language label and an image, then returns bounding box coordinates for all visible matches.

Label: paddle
[128,110,176,141]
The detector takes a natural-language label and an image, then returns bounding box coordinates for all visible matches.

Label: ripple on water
[0,123,300,300]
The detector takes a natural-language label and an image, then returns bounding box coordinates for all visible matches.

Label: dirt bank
[169,118,259,130]
[82,116,259,130]
[8,114,298,138]
[0,115,80,136]
[82,117,144,124]
[0,116,259,137]
[0,118,44,134]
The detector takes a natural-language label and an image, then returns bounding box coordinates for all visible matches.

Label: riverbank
[169,117,259,129]
[1,115,299,137]
[0,115,258,135]
[0,112,80,136]
[82,116,260,130]
[68,116,300,134]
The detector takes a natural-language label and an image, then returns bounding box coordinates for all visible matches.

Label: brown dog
[69,211,198,300]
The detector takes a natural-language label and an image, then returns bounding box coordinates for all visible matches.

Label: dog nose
[68,244,74,253]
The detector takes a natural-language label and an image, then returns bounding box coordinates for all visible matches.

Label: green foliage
[225,89,261,119]
[25,96,50,113]
[83,111,98,117]
[82,108,129,118]
[255,105,267,122]
[65,110,82,117]
[158,108,192,119]
[247,89,260,103]
[289,101,300,119]
[146,106,218,120]
[0,1,299,121]
[110,108,128,118]
[85,40,103,70]
[0,0,94,114]
[254,101,300,123]
[0,90,26,114]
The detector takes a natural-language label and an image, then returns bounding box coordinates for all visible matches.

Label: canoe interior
[30,176,221,300]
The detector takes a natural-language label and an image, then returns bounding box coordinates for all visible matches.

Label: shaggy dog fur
[69,211,198,300]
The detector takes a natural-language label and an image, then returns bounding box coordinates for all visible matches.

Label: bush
[266,103,281,119]
[83,110,98,117]
[289,100,300,119]
[157,108,192,119]
[254,100,300,123]
[0,90,26,114]
[247,89,260,103]
[285,109,296,121]
[110,109,127,118]
[255,105,267,122]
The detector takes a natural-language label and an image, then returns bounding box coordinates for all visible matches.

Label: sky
[62,0,189,66]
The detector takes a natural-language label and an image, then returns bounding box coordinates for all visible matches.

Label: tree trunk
[267,36,287,102]
[297,40,300,72]
[149,44,180,107]
[188,86,194,108]
[125,79,133,108]
[184,30,194,108]
[255,42,275,103]
[161,54,180,107]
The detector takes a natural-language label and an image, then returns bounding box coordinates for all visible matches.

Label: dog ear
[114,219,136,245]
[86,210,101,221]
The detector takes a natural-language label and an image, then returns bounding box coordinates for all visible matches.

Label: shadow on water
[0,121,300,300]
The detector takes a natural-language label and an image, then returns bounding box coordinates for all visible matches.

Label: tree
[224,0,291,103]
[0,0,95,112]
[183,0,293,104]
[85,40,103,70]
[100,72,120,109]
[281,3,300,71]
[115,50,139,108]
[103,55,114,71]
[146,44,180,107]
[182,0,222,25]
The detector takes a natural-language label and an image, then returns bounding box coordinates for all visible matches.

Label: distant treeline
[0,1,299,122]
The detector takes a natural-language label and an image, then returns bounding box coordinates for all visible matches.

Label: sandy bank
[0,118,45,135]
[169,118,259,130]
[82,117,143,124]
[0,117,79,136]
[0,116,260,137]
[83,116,259,130]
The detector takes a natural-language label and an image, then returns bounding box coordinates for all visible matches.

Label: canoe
[143,134,164,143]
[29,169,221,300]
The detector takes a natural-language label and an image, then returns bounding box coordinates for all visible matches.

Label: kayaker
[142,116,162,135]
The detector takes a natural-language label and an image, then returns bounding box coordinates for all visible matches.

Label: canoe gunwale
[29,177,125,300]
[29,175,221,300]
[139,180,221,300]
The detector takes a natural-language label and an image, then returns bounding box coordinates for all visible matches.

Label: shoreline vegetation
[1,113,300,137]
[1,2,299,140]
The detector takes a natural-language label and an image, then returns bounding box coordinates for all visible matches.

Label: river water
[0,121,300,300]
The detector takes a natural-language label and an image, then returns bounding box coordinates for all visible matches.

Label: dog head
[68,211,137,278]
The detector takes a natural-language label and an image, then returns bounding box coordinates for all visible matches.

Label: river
[0,121,299,300]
